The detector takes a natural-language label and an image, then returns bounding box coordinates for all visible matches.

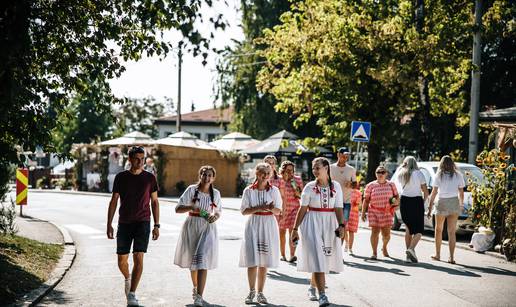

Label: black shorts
[116,222,151,254]
[400,196,424,235]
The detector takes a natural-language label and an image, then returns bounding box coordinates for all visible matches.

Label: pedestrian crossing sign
[350,121,371,142]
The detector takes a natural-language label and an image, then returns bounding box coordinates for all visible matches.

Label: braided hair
[313,157,334,198]
[193,165,216,204]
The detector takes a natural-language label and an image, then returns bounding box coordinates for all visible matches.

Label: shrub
[175,180,187,195]
[0,199,18,235]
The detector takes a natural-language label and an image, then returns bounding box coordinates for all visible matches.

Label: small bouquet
[199,209,210,219]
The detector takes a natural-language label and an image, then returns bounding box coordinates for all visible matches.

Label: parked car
[390,162,483,237]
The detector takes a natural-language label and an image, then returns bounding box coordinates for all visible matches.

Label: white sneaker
[308,287,318,301]
[344,246,348,253]
[124,276,131,296]
[245,289,255,304]
[406,249,418,263]
[319,293,330,307]
[256,292,268,305]
[349,249,354,256]
[127,292,139,306]
[193,294,204,307]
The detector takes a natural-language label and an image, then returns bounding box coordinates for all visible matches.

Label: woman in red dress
[345,182,362,255]
[278,160,303,262]
[361,166,399,259]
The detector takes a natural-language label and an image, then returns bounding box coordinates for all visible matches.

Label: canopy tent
[241,130,332,158]
[154,131,216,150]
[99,131,155,146]
[209,132,260,152]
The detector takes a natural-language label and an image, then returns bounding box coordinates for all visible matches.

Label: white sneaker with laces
[192,287,198,300]
[256,292,268,305]
[124,276,131,296]
[319,293,330,307]
[245,289,255,304]
[193,294,204,307]
[127,292,139,306]
[308,287,318,301]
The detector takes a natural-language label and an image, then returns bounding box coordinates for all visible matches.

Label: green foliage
[111,97,170,138]
[0,163,15,203]
[52,82,113,155]
[0,200,18,235]
[468,149,515,230]
[217,0,321,140]
[1,0,225,165]
[36,176,51,189]
[175,180,187,196]
[257,0,513,180]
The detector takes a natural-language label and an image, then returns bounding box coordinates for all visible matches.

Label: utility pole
[415,0,431,161]
[176,46,182,132]
[469,0,483,163]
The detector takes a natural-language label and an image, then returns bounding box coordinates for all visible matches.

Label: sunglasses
[376,171,387,174]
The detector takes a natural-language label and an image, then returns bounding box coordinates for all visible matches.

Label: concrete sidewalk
[16,216,64,244]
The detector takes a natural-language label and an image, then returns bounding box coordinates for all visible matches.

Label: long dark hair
[437,155,458,179]
[313,157,334,197]
[193,165,216,204]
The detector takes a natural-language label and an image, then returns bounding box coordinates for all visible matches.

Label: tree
[0,1,225,163]
[257,0,477,180]
[111,96,171,138]
[217,0,322,140]
[52,83,113,154]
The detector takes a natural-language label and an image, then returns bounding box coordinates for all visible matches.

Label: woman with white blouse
[291,157,345,307]
[428,156,465,264]
[174,166,222,306]
[239,163,282,305]
[395,156,429,263]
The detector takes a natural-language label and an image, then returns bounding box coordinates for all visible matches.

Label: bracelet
[154,224,160,228]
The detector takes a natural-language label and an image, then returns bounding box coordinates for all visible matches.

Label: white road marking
[64,224,103,234]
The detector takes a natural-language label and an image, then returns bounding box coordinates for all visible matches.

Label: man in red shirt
[107,146,160,306]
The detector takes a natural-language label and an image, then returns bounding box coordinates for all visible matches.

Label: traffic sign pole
[16,168,28,217]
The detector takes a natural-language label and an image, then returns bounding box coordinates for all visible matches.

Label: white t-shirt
[396,169,426,197]
[300,181,343,208]
[432,172,465,199]
[330,163,356,203]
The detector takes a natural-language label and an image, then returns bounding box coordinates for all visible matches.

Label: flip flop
[370,255,377,260]
[382,249,389,257]
[280,256,287,261]
[431,255,440,261]
[448,259,456,264]
[289,256,297,263]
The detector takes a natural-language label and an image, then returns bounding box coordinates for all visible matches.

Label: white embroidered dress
[297,181,344,273]
[174,184,222,271]
[239,185,282,268]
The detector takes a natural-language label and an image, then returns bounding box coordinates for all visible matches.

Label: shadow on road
[36,289,74,305]
[267,270,310,285]
[344,256,410,276]
[456,263,516,277]
[382,257,481,277]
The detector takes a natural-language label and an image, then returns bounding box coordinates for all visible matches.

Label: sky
[108,0,244,115]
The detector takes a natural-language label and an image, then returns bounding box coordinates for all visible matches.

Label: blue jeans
[343,203,351,222]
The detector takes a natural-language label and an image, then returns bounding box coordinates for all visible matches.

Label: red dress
[346,189,361,233]
[365,181,397,228]
[277,176,303,230]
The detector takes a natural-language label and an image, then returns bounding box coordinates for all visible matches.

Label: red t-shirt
[113,170,158,223]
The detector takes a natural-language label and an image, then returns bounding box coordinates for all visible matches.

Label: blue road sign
[350,121,371,142]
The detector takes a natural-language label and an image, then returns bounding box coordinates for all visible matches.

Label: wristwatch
[154,224,160,228]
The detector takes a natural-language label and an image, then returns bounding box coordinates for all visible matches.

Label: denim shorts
[116,222,150,254]
[343,203,351,222]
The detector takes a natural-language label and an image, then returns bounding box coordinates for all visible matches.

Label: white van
[391,162,483,236]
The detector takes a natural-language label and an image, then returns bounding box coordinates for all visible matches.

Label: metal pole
[176,47,183,132]
[468,0,482,163]
[355,142,360,170]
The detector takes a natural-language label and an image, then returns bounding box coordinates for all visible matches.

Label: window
[191,133,201,139]
[207,133,219,142]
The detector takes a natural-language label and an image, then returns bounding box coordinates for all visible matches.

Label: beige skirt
[433,197,461,216]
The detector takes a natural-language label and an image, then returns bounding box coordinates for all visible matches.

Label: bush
[36,176,51,189]
[468,149,515,259]
[0,199,18,235]
[0,162,14,202]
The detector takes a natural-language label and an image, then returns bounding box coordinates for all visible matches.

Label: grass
[0,234,63,304]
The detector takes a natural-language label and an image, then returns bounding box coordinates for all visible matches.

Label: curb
[358,225,507,261]
[14,218,77,307]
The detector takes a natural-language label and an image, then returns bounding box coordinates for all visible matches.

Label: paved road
[18,192,516,307]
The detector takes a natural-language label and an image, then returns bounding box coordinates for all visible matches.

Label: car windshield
[432,166,483,186]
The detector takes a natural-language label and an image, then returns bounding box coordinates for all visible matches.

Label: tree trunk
[366,141,381,183]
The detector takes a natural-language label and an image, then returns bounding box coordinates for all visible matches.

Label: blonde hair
[263,155,278,179]
[398,156,419,186]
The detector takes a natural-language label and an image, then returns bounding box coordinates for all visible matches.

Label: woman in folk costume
[264,155,282,188]
[239,163,282,305]
[174,166,222,307]
[291,157,345,307]
[277,160,303,262]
